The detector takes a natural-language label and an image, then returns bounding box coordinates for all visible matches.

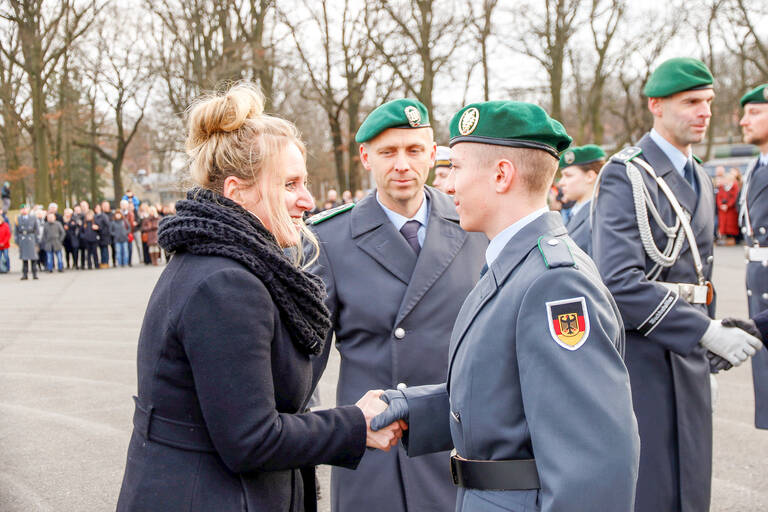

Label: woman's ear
[223,176,245,205]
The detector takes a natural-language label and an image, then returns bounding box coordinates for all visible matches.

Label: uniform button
[394,327,405,339]
[763,260,768,267]
[748,289,753,296]
[761,227,767,235]
[397,382,407,391]
[547,239,559,246]
[707,255,714,264]
[763,293,768,301]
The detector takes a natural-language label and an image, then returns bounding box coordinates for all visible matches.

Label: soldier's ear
[494,159,515,193]
[359,144,372,171]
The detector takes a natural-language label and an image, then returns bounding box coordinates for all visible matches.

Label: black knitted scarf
[158,188,330,356]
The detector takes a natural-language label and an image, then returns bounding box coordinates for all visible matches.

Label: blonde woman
[117,83,401,512]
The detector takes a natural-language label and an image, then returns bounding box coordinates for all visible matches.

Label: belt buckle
[450,455,460,486]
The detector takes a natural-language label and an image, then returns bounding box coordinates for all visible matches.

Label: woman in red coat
[717,170,740,245]
[0,215,10,272]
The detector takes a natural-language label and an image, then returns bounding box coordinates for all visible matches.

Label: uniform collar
[485,207,549,267]
[649,128,691,177]
[376,191,429,231]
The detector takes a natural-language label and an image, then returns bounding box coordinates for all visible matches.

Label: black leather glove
[721,317,762,341]
[707,351,732,373]
[370,389,409,431]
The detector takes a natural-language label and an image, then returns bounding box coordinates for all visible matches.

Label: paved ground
[0,245,767,511]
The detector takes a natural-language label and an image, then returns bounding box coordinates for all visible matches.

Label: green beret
[559,144,606,168]
[740,84,768,107]
[449,101,571,158]
[644,58,713,98]
[355,98,430,143]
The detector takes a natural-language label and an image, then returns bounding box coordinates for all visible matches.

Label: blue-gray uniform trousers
[592,134,715,512]
[400,212,639,512]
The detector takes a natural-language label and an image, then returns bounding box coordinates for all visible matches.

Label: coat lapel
[691,162,715,239]
[447,212,566,388]
[395,188,470,324]
[350,193,417,285]
[566,202,589,233]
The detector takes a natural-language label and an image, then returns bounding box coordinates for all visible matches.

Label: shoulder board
[692,154,702,164]
[537,235,575,269]
[306,203,355,226]
[610,146,643,164]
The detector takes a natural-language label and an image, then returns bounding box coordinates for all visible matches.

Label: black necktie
[479,263,488,277]
[683,160,696,189]
[400,220,421,255]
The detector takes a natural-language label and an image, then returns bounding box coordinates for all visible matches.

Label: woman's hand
[355,390,403,451]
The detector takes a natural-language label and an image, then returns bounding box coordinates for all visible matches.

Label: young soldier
[372,101,640,512]
[735,83,768,429]
[557,144,605,254]
[307,99,487,512]
[591,58,762,511]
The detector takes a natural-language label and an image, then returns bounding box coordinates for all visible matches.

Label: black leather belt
[132,396,216,453]
[450,451,540,490]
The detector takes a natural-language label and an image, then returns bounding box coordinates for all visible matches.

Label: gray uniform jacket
[741,158,768,429]
[592,133,715,512]
[565,200,591,255]
[14,214,39,260]
[308,187,487,512]
[402,212,639,512]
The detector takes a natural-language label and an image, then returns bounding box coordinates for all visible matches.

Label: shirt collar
[650,128,691,176]
[376,191,429,231]
[485,207,549,267]
[569,200,589,217]
[760,153,768,167]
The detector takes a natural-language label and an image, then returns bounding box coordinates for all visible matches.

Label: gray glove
[707,351,732,373]
[370,389,409,431]
[721,317,762,342]
[700,319,762,366]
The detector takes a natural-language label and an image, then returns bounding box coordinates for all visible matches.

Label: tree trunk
[328,113,345,191]
[30,77,51,206]
[89,98,98,204]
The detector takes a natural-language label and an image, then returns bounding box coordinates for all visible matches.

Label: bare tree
[0,0,98,206]
[233,0,278,111]
[364,0,468,125]
[467,0,499,101]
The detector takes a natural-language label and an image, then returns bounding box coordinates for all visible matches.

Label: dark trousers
[84,242,99,269]
[111,242,117,266]
[99,244,110,265]
[142,241,150,264]
[65,246,78,268]
[22,260,38,278]
[79,246,87,268]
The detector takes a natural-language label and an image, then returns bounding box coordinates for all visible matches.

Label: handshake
[702,317,764,372]
[355,390,410,451]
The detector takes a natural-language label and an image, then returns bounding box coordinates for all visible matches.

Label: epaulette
[537,235,575,269]
[305,202,355,226]
[610,146,642,164]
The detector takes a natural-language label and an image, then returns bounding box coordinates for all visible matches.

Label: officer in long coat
[738,83,768,429]
[372,101,640,512]
[307,99,487,512]
[557,144,605,255]
[14,204,40,280]
[592,58,762,512]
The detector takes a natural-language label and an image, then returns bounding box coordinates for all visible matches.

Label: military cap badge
[404,106,421,127]
[546,297,589,350]
[564,151,575,165]
[458,107,480,135]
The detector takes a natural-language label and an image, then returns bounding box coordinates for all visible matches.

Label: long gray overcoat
[741,157,768,429]
[401,212,639,512]
[14,214,39,260]
[592,133,715,512]
[307,187,487,512]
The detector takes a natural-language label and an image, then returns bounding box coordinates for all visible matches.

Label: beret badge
[458,107,480,135]
[564,151,575,164]
[404,106,421,127]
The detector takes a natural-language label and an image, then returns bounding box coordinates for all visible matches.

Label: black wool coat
[117,252,367,512]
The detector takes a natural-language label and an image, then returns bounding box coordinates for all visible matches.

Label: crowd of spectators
[2,189,176,278]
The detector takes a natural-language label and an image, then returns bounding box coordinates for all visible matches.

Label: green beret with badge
[559,144,607,168]
[643,57,713,98]
[740,84,768,107]
[355,98,430,143]
[449,101,572,159]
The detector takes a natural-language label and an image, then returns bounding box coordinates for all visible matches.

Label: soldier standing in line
[431,145,452,194]
[306,98,487,512]
[557,144,605,255]
[14,204,40,280]
[591,57,762,512]
[371,100,640,512]
[735,83,768,429]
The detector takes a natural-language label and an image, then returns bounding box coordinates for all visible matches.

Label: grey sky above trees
[0,0,766,206]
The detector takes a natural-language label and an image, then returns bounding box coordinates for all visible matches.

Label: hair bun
[187,83,265,148]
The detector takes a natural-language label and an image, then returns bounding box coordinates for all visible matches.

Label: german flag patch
[546,297,589,351]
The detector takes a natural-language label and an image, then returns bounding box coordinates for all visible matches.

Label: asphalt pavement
[0,245,766,511]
